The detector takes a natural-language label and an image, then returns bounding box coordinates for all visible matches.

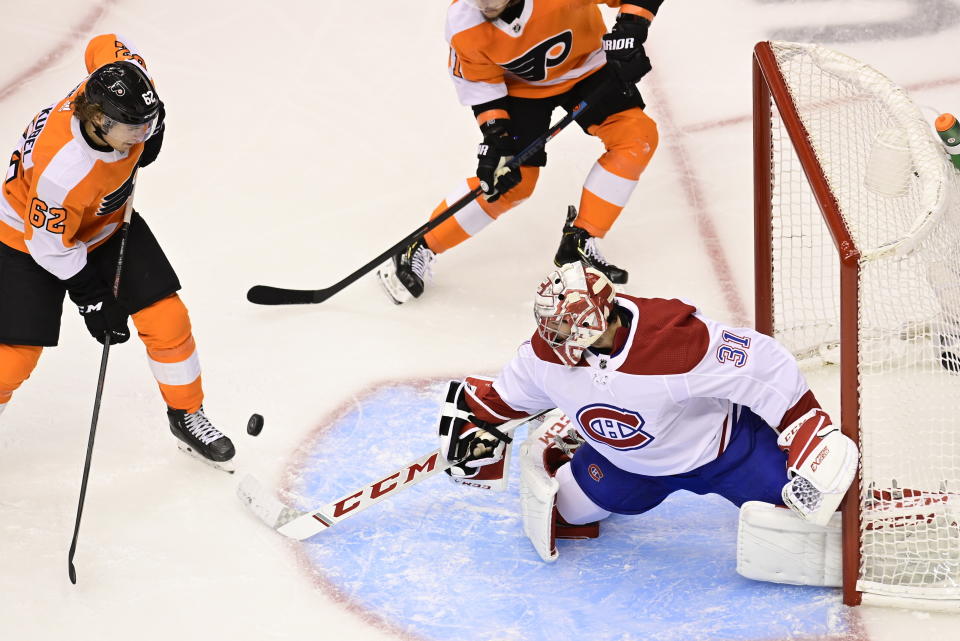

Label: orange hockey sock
[577,108,658,237]
[0,344,43,408]
[424,166,540,253]
[131,294,203,413]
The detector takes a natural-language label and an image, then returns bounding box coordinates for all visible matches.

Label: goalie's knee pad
[777,408,858,526]
[737,501,842,587]
[520,413,600,562]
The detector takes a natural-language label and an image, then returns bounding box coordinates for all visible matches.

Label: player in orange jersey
[377,0,662,304]
[0,34,235,467]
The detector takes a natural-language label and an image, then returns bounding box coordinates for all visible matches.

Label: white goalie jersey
[467,295,821,476]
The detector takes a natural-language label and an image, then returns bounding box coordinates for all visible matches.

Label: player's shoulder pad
[37,138,97,196]
[445,0,489,45]
[617,295,711,375]
[85,33,149,75]
[518,338,555,365]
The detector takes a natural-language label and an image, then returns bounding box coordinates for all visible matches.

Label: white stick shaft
[278,447,454,539]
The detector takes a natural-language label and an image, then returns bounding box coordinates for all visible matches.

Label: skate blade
[375,262,412,305]
[176,441,235,474]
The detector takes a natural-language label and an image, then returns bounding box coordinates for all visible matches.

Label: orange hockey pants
[0,294,203,415]
[424,107,658,253]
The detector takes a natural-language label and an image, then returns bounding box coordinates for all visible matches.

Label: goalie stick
[236,410,550,540]
[246,100,593,306]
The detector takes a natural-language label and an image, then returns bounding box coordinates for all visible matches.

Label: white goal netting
[761,41,960,606]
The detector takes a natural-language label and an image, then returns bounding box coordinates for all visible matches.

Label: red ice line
[645,77,751,327]
[0,1,116,103]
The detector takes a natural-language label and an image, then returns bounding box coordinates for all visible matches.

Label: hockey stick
[68,175,137,584]
[246,99,593,306]
[237,410,550,540]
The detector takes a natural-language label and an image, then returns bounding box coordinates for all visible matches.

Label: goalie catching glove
[438,379,513,490]
[777,408,858,526]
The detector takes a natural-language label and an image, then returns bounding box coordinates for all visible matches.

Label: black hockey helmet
[83,61,160,126]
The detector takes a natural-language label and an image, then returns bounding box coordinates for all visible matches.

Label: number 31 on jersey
[716,330,751,367]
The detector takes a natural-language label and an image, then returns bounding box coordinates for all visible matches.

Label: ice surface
[1,2,958,640]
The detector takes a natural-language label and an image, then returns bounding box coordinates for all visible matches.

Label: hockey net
[753,41,960,610]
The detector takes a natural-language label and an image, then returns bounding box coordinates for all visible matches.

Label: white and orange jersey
[465,295,822,476]
[446,0,638,105]
[0,34,154,280]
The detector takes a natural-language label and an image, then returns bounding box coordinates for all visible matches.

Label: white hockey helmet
[534,262,617,367]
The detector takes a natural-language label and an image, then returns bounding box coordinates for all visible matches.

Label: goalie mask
[534,262,616,367]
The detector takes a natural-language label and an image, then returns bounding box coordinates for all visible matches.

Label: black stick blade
[246,285,326,305]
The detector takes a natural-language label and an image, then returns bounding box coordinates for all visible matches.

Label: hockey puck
[247,413,264,436]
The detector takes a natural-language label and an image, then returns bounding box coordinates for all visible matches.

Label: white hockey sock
[555,462,610,524]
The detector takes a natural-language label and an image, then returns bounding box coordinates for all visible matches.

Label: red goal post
[753,40,960,610]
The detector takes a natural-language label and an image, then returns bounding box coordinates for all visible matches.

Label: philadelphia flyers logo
[502,31,572,82]
[107,80,127,97]
[97,171,135,216]
[576,404,654,451]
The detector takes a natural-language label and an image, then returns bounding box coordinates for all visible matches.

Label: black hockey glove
[602,14,652,85]
[64,263,131,345]
[138,101,165,168]
[476,119,521,203]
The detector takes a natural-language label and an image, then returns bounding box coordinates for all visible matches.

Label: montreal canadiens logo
[576,404,654,451]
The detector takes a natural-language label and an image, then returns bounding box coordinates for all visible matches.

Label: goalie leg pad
[737,501,842,587]
[520,436,561,562]
[520,411,603,561]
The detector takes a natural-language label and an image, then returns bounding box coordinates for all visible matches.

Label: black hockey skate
[168,406,236,472]
[376,237,436,305]
[553,206,628,285]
